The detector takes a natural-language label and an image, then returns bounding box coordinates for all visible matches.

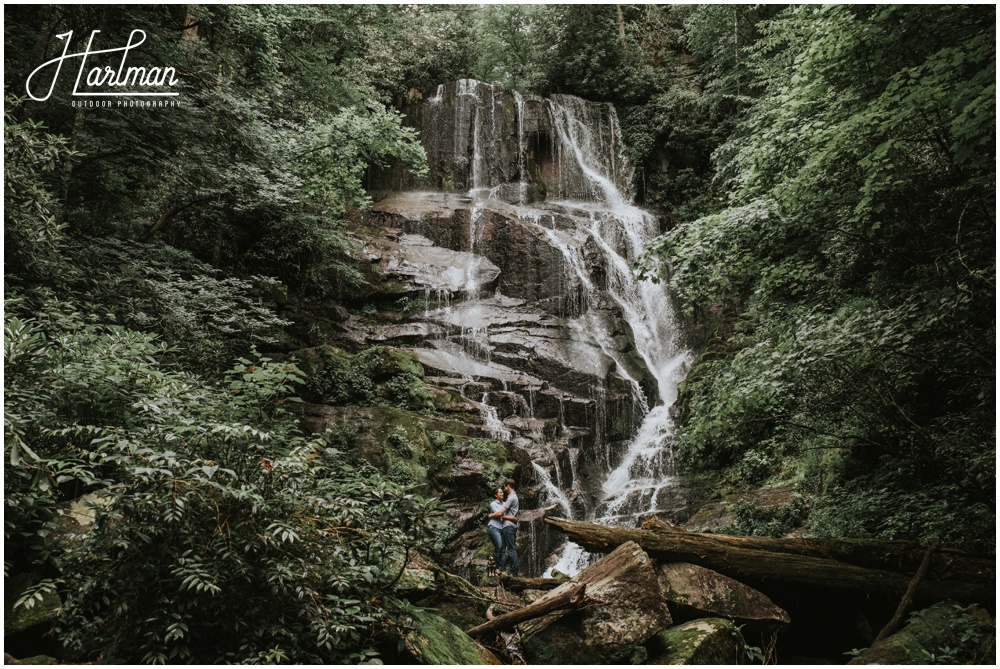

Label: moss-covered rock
[287,344,351,378]
[356,346,425,381]
[403,609,501,665]
[647,618,744,665]
[3,654,59,665]
[848,602,994,665]
[4,574,61,635]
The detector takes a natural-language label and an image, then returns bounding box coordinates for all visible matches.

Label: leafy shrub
[430,432,456,471]
[3,96,71,278]
[733,449,774,487]
[5,307,441,663]
[60,237,291,371]
[808,466,994,551]
[386,462,414,485]
[386,430,415,458]
[714,498,810,538]
[311,360,377,406]
[310,347,434,411]
[325,425,359,450]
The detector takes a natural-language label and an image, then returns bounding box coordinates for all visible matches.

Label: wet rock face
[346,80,692,578]
[371,80,634,206]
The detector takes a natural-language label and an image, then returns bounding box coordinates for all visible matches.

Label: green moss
[852,602,992,664]
[607,643,648,665]
[648,619,743,665]
[404,609,497,664]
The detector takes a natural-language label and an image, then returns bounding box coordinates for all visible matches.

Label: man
[500,478,519,576]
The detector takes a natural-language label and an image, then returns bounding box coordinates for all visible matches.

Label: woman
[486,487,507,575]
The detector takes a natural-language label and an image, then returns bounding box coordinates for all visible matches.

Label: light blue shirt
[488,499,505,530]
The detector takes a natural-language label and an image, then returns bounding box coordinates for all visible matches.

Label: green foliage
[3,97,73,277]
[714,498,810,539]
[649,5,995,546]
[430,432,456,472]
[310,346,434,412]
[4,303,440,662]
[808,466,994,551]
[472,5,545,92]
[5,5,429,297]
[25,236,291,372]
[386,430,415,458]
[908,603,991,664]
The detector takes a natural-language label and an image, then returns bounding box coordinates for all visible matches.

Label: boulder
[849,602,994,665]
[3,654,59,665]
[43,489,114,554]
[521,541,672,664]
[647,618,744,665]
[4,574,61,635]
[404,609,502,665]
[656,562,790,624]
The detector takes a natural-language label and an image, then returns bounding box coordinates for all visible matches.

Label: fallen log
[499,574,567,591]
[544,518,992,604]
[614,515,989,580]
[465,582,587,638]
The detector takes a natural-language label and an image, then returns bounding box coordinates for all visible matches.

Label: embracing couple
[487,478,519,577]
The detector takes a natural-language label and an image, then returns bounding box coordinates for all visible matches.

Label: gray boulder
[657,561,790,624]
[521,540,672,664]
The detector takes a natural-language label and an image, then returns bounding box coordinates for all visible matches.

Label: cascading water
[374,79,692,578]
[539,95,692,575]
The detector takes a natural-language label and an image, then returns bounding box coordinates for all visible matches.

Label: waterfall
[541,95,692,575]
[384,80,693,577]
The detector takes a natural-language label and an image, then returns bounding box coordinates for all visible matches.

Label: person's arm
[488,505,508,519]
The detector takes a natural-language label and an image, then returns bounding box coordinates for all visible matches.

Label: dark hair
[504,478,516,489]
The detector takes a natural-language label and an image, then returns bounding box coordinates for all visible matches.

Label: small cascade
[482,400,513,442]
[428,84,444,105]
[531,462,573,517]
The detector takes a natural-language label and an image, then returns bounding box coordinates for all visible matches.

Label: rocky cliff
[324,80,693,579]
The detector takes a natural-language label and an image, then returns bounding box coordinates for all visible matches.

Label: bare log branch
[465,582,587,638]
[874,538,942,643]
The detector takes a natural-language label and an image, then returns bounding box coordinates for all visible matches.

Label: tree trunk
[551,517,992,579]
[544,518,992,605]
[499,574,567,591]
[874,538,941,643]
[465,582,587,638]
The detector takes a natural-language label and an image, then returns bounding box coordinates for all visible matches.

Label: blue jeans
[501,525,519,576]
[488,525,505,572]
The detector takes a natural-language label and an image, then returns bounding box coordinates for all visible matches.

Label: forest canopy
[4,4,995,664]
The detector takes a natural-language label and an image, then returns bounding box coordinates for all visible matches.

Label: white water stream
[417,80,692,577]
[541,95,692,575]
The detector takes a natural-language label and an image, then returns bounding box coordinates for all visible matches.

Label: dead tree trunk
[545,518,992,605]
[465,582,587,638]
[499,574,568,591]
[638,516,990,578]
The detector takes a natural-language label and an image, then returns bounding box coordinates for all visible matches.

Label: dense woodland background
[4,5,995,663]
